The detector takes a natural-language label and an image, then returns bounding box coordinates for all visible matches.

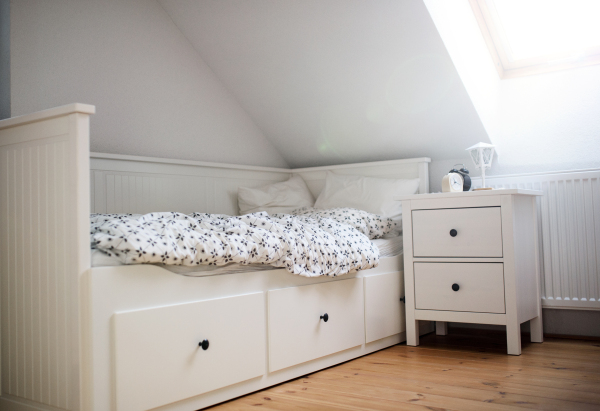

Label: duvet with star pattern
[91,207,397,277]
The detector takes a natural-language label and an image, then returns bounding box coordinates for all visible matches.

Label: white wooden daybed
[0,104,432,411]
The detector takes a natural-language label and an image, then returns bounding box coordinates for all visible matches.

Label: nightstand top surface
[395,188,542,201]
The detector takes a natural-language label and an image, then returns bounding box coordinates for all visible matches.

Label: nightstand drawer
[412,207,503,257]
[414,263,505,313]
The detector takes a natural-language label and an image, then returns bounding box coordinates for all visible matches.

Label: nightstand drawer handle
[450,229,458,237]
[199,339,209,350]
[452,283,460,292]
[320,313,329,322]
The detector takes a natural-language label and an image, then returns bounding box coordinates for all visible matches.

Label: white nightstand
[397,189,543,355]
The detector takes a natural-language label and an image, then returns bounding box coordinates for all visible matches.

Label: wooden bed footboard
[0,104,94,411]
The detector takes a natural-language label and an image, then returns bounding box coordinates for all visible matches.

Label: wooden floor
[207,328,600,410]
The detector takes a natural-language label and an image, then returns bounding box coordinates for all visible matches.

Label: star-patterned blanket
[91,207,397,277]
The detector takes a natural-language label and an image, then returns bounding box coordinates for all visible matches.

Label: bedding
[238,175,315,214]
[169,236,403,277]
[91,208,397,277]
[91,233,403,276]
[314,171,419,229]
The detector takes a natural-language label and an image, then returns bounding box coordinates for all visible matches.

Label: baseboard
[446,325,600,343]
[0,396,63,411]
[447,308,600,338]
[543,333,600,342]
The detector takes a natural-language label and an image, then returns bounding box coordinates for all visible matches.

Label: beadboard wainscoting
[472,169,600,311]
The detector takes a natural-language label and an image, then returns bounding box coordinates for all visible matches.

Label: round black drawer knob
[320,313,329,322]
[452,283,460,292]
[450,229,458,237]
[199,339,209,350]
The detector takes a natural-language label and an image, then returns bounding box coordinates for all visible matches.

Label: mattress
[91,235,404,277]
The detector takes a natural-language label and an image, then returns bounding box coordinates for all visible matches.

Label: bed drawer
[414,263,505,314]
[268,278,364,372]
[412,207,503,257]
[364,271,405,343]
[113,292,266,411]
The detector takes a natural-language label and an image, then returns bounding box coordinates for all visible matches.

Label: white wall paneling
[90,153,291,216]
[91,154,432,216]
[0,104,94,410]
[473,170,600,310]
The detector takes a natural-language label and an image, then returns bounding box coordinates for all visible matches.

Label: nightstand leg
[506,322,522,355]
[406,319,420,346]
[435,321,448,336]
[530,315,543,343]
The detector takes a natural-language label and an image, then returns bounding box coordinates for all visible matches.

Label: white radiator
[472,169,600,310]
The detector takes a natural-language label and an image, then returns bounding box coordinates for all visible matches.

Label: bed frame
[0,104,432,411]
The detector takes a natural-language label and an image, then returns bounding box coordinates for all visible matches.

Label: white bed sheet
[91,235,403,277]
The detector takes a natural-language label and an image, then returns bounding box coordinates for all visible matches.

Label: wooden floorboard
[206,328,600,410]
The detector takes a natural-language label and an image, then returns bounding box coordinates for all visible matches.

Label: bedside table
[397,189,543,355]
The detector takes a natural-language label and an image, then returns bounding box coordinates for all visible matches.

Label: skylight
[470,0,600,78]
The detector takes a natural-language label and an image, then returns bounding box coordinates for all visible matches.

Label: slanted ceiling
[159,0,490,168]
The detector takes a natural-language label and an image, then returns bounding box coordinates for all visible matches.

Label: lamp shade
[466,142,495,189]
[466,142,495,169]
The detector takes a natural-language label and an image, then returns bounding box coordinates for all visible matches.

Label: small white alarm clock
[442,172,463,192]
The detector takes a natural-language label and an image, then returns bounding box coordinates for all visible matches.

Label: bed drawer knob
[452,283,460,292]
[320,313,329,322]
[450,229,458,237]
[199,339,209,350]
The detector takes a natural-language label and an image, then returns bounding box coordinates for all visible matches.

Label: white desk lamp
[466,142,495,190]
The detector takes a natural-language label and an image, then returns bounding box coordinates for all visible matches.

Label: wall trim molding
[91,152,291,173]
[92,152,432,175]
[479,167,600,180]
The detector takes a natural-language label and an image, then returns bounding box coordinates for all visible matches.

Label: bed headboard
[90,153,430,215]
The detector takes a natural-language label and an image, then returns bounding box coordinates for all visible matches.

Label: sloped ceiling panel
[160,0,490,168]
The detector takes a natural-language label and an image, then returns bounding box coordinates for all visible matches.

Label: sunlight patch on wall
[470,0,600,78]
[425,0,600,174]
[494,0,600,60]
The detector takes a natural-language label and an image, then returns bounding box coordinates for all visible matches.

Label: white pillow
[238,175,315,215]
[313,171,420,219]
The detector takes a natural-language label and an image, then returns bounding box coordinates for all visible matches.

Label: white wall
[425,0,600,191]
[159,0,490,169]
[10,0,288,168]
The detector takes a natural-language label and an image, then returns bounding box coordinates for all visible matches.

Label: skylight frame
[469,0,600,79]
